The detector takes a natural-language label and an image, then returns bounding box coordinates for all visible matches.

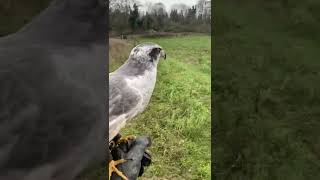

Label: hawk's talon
[109,159,128,180]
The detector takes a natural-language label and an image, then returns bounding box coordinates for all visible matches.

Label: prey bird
[108,43,166,179]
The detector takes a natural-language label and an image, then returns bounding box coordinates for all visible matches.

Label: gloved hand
[110,136,152,180]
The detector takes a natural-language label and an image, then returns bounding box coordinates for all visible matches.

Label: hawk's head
[128,43,166,64]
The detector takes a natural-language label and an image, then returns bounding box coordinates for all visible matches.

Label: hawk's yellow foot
[116,135,136,145]
[109,159,128,180]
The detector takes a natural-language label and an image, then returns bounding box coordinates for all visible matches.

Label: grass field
[214,1,320,179]
[109,35,211,179]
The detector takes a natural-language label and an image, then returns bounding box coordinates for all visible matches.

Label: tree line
[109,0,211,35]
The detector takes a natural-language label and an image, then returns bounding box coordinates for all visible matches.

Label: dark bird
[0,0,107,179]
[110,136,152,180]
[108,43,166,179]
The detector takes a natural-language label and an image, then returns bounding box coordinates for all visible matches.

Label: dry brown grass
[109,38,134,72]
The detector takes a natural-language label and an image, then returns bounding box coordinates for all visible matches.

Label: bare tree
[144,1,153,11]
[170,3,189,16]
[109,0,140,12]
[109,0,140,34]
[196,0,211,20]
[109,0,211,34]
[151,2,166,15]
[196,0,206,17]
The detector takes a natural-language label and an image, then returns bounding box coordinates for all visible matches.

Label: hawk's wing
[109,73,141,141]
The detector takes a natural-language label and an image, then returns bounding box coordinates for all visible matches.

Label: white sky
[138,0,199,11]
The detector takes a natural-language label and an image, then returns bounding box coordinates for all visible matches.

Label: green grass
[110,35,211,179]
[214,1,320,179]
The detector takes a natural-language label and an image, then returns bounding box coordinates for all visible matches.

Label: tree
[170,3,189,16]
[186,6,197,24]
[170,9,179,22]
[151,2,166,15]
[109,0,211,34]
[141,12,153,30]
[110,9,130,33]
[196,0,206,17]
[109,0,142,34]
[109,0,139,12]
[129,3,139,32]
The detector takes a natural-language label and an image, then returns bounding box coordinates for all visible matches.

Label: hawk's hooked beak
[160,50,166,60]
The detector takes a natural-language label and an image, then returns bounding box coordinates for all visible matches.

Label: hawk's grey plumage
[109,43,166,142]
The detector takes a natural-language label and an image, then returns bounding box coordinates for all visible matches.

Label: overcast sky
[138,0,199,11]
